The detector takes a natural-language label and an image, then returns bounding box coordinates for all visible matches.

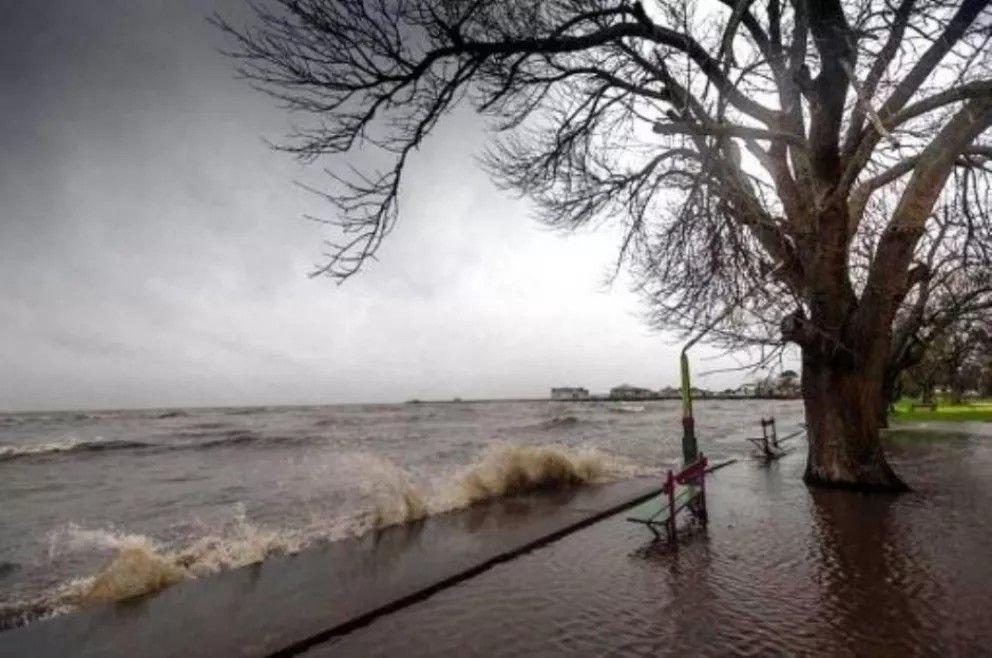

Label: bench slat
[626,485,699,525]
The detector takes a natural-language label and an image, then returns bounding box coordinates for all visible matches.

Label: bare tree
[216,0,992,490]
[881,195,992,421]
[636,178,992,427]
[980,339,992,397]
[902,319,990,403]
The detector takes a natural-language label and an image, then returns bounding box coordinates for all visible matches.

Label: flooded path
[314,425,992,657]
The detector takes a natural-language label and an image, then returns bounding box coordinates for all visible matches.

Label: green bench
[627,455,708,541]
[747,417,804,461]
[626,484,700,539]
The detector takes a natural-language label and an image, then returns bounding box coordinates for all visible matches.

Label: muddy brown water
[309,426,992,657]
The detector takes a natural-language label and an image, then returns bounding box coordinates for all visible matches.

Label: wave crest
[0,512,306,628]
[539,415,580,429]
[0,433,312,462]
[607,404,646,413]
[457,444,610,504]
[3,443,647,629]
[362,443,635,530]
[82,546,186,605]
[0,439,151,462]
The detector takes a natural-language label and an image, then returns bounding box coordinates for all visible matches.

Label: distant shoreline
[1,395,804,415]
[404,395,802,404]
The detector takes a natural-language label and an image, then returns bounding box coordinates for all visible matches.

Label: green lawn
[890,397,992,423]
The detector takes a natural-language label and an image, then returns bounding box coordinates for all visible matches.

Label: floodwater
[0,398,802,628]
[310,423,992,657]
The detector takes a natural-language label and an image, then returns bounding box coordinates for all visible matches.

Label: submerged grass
[882,428,974,446]
[890,397,992,423]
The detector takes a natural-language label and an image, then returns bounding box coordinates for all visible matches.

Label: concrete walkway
[0,478,662,658]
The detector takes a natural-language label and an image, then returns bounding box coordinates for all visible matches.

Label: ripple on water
[314,437,992,657]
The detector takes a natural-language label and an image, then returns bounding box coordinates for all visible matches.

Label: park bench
[747,417,780,459]
[746,417,805,461]
[627,454,708,541]
[910,401,937,411]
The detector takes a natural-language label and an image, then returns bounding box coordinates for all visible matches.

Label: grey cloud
[0,0,790,411]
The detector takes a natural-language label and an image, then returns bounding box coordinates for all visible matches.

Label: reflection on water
[314,427,992,657]
[809,489,939,656]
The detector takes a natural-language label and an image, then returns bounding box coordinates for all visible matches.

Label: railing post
[698,453,708,524]
[666,469,676,542]
[680,350,698,465]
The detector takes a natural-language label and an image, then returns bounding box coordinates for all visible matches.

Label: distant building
[551,387,590,400]
[609,384,654,400]
[658,386,680,398]
[735,384,758,397]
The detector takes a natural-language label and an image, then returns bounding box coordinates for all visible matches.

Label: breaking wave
[0,511,306,631]
[0,439,152,461]
[457,443,614,503]
[607,404,646,414]
[539,415,581,429]
[0,443,649,630]
[358,443,643,529]
[0,432,314,462]
[525,416,605,432]
[194,432,310,450]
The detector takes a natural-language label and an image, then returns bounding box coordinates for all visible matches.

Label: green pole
[680,347,698,464]
[675,295,757,465]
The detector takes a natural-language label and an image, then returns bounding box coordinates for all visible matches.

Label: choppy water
[0,399,802,628]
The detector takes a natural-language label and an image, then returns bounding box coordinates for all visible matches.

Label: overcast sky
[0,0,787,411]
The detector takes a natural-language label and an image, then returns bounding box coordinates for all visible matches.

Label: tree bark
[878,369,900,429]
[801,350,909,492]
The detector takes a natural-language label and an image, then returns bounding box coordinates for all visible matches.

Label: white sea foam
[360,442,647,529]
[4,443,649,628]
[0,438,86,459]
[0,437,152,461]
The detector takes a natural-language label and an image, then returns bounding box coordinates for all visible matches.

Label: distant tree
[776,369,800,396]
[218,1,992,491]
[900,354,938,403]
[902,320,991,403]
[980,356,992,397]
[779,369,799,381]
[979,330,992,397]
[878,203,992,421]
[939,323,989,404]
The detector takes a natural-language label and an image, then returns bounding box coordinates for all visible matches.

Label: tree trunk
[877,368,900,430]
[950,381,964,405]
[801,351,909,492]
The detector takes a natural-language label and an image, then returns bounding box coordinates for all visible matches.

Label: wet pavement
[309,427,992,657]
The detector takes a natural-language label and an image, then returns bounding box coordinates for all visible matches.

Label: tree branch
[858,97,992,329]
